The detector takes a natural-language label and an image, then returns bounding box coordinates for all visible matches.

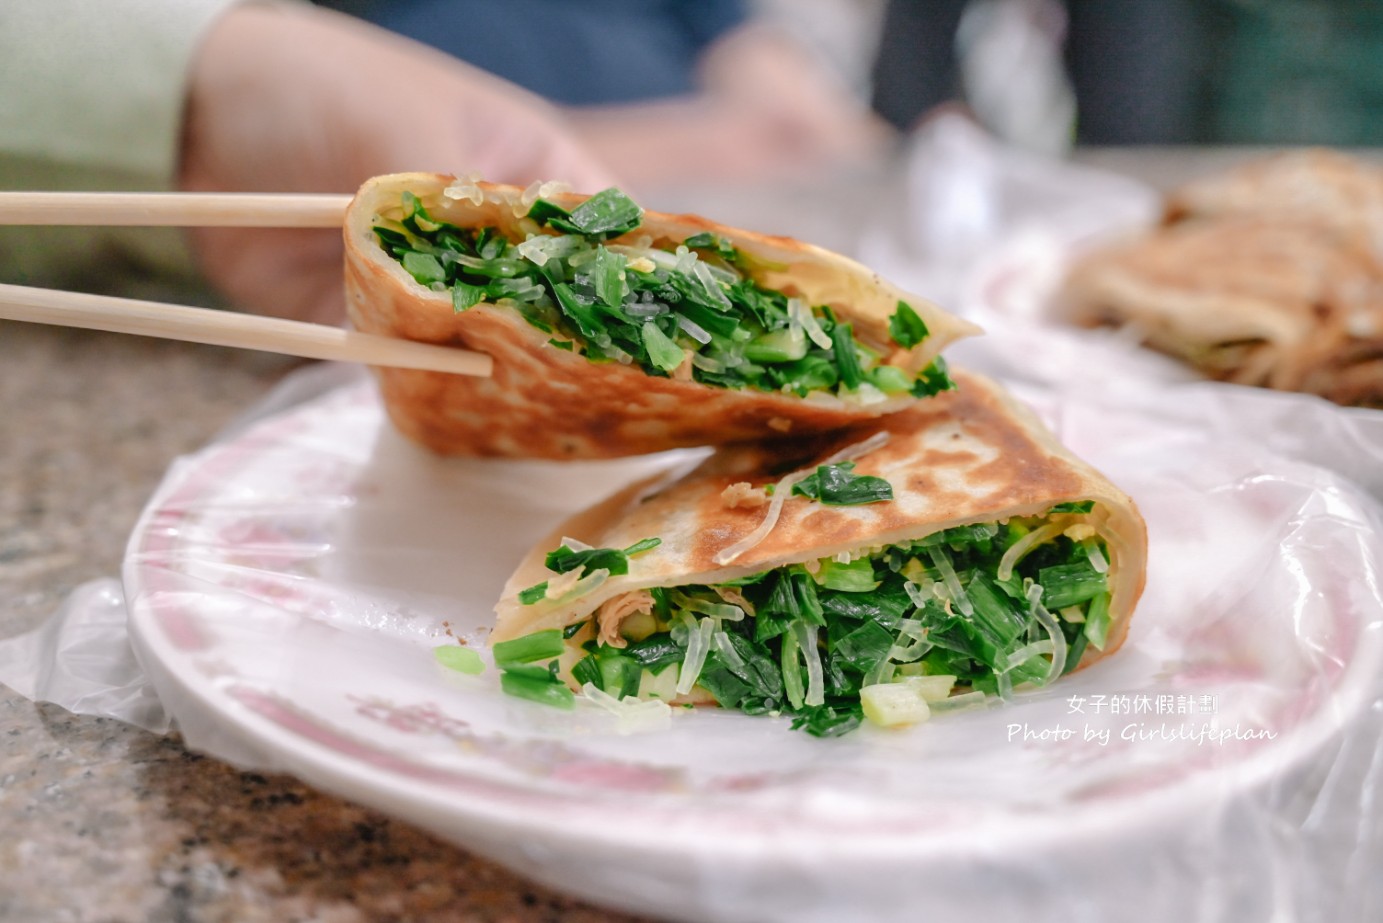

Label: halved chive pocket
[344,174,982,458]
[488,371,1148,735]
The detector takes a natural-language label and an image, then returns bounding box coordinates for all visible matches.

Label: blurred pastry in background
[1164,148,1383,254]
[1059,150,1383,408]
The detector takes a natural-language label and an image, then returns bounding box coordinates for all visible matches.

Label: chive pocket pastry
[344,174,980,458]
[1163,147,1383,251]
[1060,149,1383,408]
[1061,216,1383,406]
[487,371,1147,736]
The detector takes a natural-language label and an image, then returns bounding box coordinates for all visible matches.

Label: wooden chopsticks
[0,191,492,378]
[0,283,492,377]
[0,191,350,227]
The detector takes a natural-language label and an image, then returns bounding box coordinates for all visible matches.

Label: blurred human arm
[1,1,615,323]
[0,0,240,300]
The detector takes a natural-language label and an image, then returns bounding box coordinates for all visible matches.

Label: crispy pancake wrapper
[344,174,981,458]
[492,371,1147,682]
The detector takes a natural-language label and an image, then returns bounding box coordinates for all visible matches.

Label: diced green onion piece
[1084,592,1113,650]
[571,652,600,689]
[452,281,484,312]
[910,357,956,397]
[492,629,565,667]
[433,645,485,675]
[642,322,685,372]
[591,246,627,307]
[576,645,641,699]
[965,575,1024,647]
[868,364,913,395]
[682,231,739,263]
[402,252,446,286]
[812,557,880,592]
[760,570,825,635]
[888,300,930,348]
[781,626,806,710]
[788,704,862,737]
[861,682,932,728]
[792,622,825,707]
[599,650,642,699]
[834,619,895,674]
[623,537,662,556]
[401,191,453,235]
[830,321,864,389]
[500,672,575,710]
[518,582,549,605]
[791,461,894,506]
[525,198,574,230]
[744,327,808,363]
[1050,501,1096,514]
[1038,561,1108,610]
[545,544,627,576]
[565,187,645,238]
[1062,629,1090,675]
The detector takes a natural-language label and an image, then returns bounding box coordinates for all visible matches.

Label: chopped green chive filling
[887,299,930,349]
[500,670,575,709]
[373,190,954,399]
[790,461,894,506]
[505,506,1112,734]
[492,628,575,709]
[492,628,566,667]
[518,537,661,605]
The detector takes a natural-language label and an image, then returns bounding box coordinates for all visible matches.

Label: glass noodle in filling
[495,502,1113,737]
[373,188,954,400]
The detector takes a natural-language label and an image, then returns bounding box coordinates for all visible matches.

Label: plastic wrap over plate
[122,368,1383,922]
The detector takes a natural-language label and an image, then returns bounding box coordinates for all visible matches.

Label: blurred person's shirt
[316,0,748,105]
[871,0,1199,147]
[0,0,244,301]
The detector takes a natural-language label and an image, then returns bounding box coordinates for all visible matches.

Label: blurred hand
[568,23,896,191]
[180,4,616,324]
[697,24,897,170]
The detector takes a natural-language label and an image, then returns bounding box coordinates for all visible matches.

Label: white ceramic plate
[124,374,1383,922]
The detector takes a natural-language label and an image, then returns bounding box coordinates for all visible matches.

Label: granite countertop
[0,321,649,922]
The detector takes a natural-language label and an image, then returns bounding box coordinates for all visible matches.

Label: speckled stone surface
[0,320,651,922]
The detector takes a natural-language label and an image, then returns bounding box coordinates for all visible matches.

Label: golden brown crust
[344,174,981,458]
[492,370,1147,674]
